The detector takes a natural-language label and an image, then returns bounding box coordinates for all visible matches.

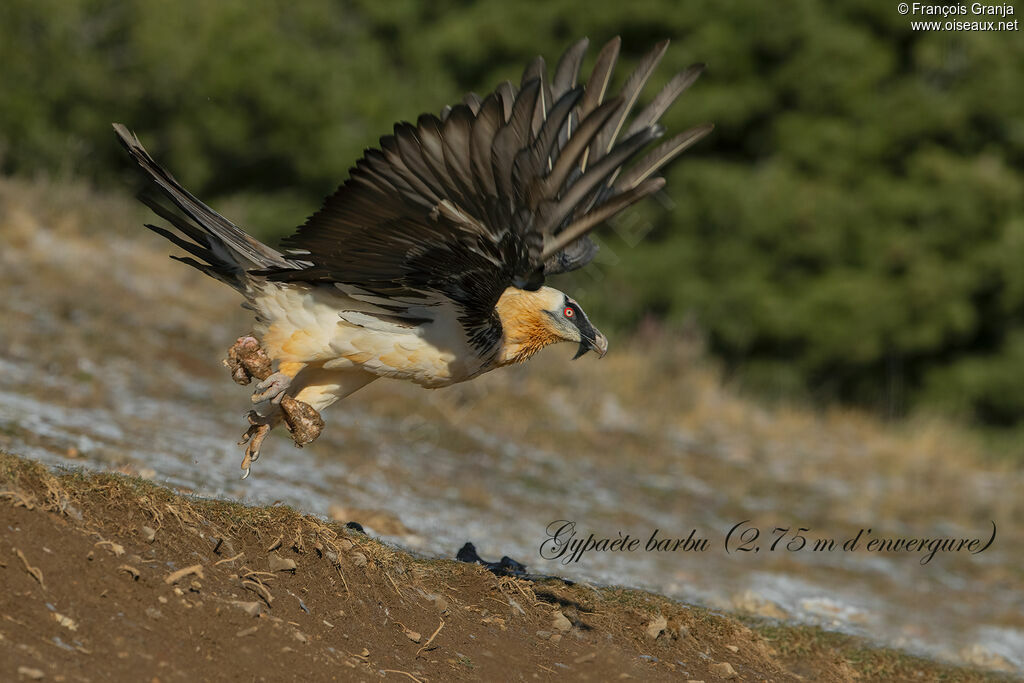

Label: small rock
[481,614,506,629]
[535,630,552,640]
[236,626,259,638]
[53,613,77,631]
[550,634,562,643]
[732,590,788,620]
[574,652,597,664]
[646,615,668,640]
[711,662,738,679]
[145,608,163,620]
[17,667,44,680]
[141,526,156,543]
[350,552,367,568]
[725,645,738,653]
[404,629,421,643]
[551,611,572,632]
[293,630,308,644]
[268,554,297,572]
[639,654,659,663]
[231,600,264,617]
[424,592,448,613]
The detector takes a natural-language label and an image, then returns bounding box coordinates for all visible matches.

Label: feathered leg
[225,335,273,386]
[225,335,325,477]
[279,395,325,445]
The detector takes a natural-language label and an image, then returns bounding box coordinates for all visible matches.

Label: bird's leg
[224,335,273,385]
[279,395,324,447]
[251,372,292,404]
[235,396,322,479]
[237,408,281,479]
[225,336,325,475]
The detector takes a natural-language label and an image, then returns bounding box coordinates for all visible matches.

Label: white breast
[252,282,494,388]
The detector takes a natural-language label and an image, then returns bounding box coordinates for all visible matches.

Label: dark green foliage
[2,0,1023,424]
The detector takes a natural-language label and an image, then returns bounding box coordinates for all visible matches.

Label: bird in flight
[115,37,711,478]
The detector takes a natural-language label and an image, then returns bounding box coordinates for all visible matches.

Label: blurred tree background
[2,0,1023,427]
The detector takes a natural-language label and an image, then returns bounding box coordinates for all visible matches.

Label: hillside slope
[0,452,1009,682]
[0,176,1021,678]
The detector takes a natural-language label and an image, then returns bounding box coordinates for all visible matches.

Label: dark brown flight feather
[112,123,296,293]
[116,38,711,355]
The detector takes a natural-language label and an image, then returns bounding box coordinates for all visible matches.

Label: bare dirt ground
[0,452,1008,682]
[1,175,1022,680]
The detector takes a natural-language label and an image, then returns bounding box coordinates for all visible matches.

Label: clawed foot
[226,334,325,479]
[225,335,273,385]
[251,371,292,404]
[236,398,324,479]
[238,410,276,479]
[280,395,324,446]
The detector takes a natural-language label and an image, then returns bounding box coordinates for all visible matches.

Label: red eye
[564,307,574,317]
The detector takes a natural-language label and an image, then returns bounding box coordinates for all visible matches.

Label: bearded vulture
[114,37,711,477]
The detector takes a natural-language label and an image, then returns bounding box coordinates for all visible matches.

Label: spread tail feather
[112,123,295,291]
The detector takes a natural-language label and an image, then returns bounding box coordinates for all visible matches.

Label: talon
[251,371,292,404]
[225,335,273,386]
[238,410,274,474]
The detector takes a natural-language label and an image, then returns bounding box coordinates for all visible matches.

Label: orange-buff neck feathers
[495,288,564,366]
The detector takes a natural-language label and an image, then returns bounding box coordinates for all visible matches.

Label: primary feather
[114,37,711,459]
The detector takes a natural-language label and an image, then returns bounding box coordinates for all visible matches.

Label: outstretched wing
[263,37,711,343]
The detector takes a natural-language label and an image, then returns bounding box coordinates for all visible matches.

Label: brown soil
[0,452,1005,682]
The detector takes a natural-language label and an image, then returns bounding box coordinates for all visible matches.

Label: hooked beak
[572,329,609,360]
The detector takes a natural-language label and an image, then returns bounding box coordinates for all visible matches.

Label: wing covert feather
[262,38,710,342]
